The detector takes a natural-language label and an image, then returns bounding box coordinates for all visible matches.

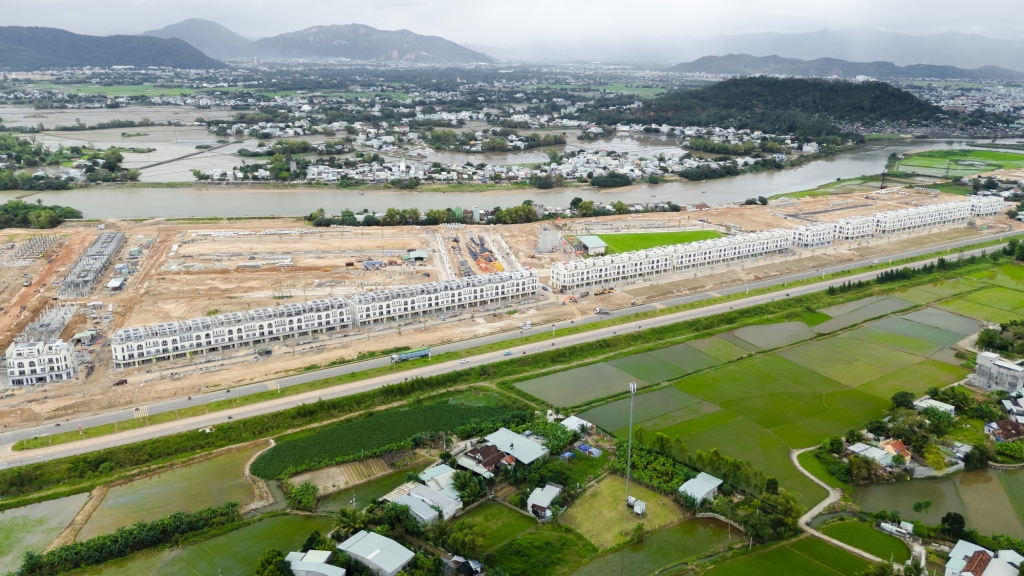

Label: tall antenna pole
[625,381,637,504]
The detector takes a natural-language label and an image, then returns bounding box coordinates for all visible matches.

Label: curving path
[789,447,885,564]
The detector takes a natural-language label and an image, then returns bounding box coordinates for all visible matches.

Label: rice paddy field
[596,231,722,253]
[706,538,871,576]
[819,522,910,563]
[77,446,261,540]
[0,493,89,570]
[896,149,1024,178]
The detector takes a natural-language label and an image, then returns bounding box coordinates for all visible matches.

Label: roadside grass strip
[730,321,814,349]
[938,298,1024,324]
[579,387,699,433]
[608,353,688,383]
[515,363,650,407]
[645,343,721,373]
[812,297,916,333]
[819,522,911,564]
[707,539,868,576]
[686,336,751,362]
[596,231,722,253]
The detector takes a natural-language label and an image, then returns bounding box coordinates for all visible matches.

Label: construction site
[0,186,1016,428]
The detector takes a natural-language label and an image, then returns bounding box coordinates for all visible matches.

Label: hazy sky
[7,0,1022,42]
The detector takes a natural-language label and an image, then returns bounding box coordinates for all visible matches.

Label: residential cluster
[551,197,1003,292]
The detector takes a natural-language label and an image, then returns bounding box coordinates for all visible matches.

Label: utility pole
[625,381,637,504]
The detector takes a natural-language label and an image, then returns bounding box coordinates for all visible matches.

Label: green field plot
[461,502,537,551]
[902,308,980,336]
[820,295,888,317]
[657,409,738,438]
[596,231,722,253]
[798,450,849,489]
[930,347,965,365]
[562,475,682,550]
[964,287,1024,311]
[579,387,699,433]
[515,363,650,407]
[916,278,982,297]
[897,149,1024,178]
[958,469,1024,539]
[977,272,1024,292]
[892,287,942,305]
[770,389,891,448]
[687,336,751,362]
[489,525,596,576]
[848,318,957,356]
[669,416,826,508]
[646,343,721,373]
[572,518,733,576]
[938,298,1024,324]
[730,321,814,349]
[820,522,911,563]
[721,393,827,429]
[998,469,1024,526]
[674,356,846,403]
[0,493,88,570]
[816,336,923,374]
[707,538,868,576]
[857,360,968,400]
[717,332,761,352]
[609,353,687,384]
[634,401,722,433]
[851,477,965,525]
[779,342,890,387]
[813,298,916,334]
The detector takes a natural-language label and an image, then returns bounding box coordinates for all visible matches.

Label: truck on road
[391,347,431,363]
[595,308,611,315]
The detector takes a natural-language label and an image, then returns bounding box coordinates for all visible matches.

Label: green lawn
[597,231,722,253]
[561,475,682,550]
[460,502,537,551]
[489,525,597,576]
[707,539,870,576]
[797,451,849,489]
[820,522,911,563]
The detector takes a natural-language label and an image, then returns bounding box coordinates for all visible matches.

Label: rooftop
[337,531,414,575]
[678,472,723,499]
[485,427,549,465]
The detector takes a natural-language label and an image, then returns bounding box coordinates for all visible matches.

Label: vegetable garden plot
[579,387,699,433]
[515,363,650,407]
[730,321,814,349]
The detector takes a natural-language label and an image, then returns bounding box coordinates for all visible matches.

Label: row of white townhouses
[550,198,1003,292]
[111,270,538,368]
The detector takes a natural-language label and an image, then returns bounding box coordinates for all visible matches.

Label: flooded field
[572,518,733,576]
[0,493,88,572]
[318,462,430,511]
[77,446,261,540]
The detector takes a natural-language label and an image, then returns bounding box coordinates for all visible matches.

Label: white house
[337,531,414,576]
[526,483,563,519]
[560,416,593,435]
[678,472,723,503]
[944,539,1024,576]
[974,352,1024,393]
[914,397,956,415]
[5,339,78,386]
[285,550,347,576]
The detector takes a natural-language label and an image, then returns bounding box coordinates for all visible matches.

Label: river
[9,138,1020,219]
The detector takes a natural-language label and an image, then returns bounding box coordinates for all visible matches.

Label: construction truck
[391,347,431,363]
[595,308,611,315]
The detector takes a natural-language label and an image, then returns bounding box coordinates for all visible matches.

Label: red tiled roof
[963,550,992,575]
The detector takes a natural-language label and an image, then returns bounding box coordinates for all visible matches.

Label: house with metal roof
[485,428,550,465]
[337,531,414,576]
[678,472,723,503]
[576,235,608,255]
[527,483,562,519]
[285,550,347,576]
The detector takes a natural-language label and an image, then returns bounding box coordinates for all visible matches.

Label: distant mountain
[0,26,224,70]
[671,54,1024,81]
[142,18,255,60]
[253,24,495,63]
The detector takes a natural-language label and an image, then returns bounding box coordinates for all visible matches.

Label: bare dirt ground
[0,190,1015,427]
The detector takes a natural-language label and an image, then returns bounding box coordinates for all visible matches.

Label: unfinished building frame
[58,232,126,298]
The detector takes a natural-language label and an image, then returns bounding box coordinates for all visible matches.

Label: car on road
[873,260,879,264]
[503,351,512,356]
[459,358,469,364]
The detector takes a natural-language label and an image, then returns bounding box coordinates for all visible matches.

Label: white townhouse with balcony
[872,201,970,235]
[832,216,876,242]
[5,339,78,386]
[792,223,835,248]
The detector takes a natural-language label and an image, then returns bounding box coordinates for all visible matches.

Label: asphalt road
[2,229,1019,468]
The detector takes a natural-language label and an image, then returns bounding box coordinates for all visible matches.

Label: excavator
[562,295,578,305]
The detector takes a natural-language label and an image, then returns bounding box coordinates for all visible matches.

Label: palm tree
[631,522,646,543]
[425,518,453,548]
[333,507,368,539]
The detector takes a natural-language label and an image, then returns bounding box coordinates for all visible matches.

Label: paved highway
[1,229,1019,468]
